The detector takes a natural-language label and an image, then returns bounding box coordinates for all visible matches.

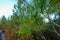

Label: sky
[0,0,16,18]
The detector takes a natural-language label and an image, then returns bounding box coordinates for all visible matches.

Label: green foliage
[14,0,60,38]
[9,12,20,29]
[13,0,48,37]
[0,16,8,27]
[0,0,60,40]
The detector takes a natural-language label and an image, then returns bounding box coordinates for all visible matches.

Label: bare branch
[47,28,60,37]
[40,31,47,40]
[52,25,60,36]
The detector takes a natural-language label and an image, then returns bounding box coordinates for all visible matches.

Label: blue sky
[0,0,16,18]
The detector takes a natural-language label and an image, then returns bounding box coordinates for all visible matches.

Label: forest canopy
[0,0,60,40]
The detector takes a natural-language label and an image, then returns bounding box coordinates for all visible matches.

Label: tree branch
[42,14,60,27]
[47,27,60,37]
[23,0,60,27]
